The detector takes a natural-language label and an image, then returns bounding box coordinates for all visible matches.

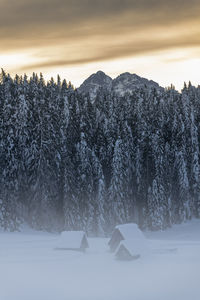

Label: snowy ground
[0,220,200,300]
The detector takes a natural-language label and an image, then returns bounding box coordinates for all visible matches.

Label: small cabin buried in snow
[115,239,146,261]
[56,231,89,252]
[108,223,145,252]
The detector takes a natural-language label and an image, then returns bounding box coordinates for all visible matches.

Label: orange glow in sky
[0,0,200,90]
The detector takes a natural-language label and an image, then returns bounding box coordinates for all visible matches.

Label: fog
[0,220,200,300]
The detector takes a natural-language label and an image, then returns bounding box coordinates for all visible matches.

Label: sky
[0,0,200,90]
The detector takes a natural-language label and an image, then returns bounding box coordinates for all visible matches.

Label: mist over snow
[0,219,200,300]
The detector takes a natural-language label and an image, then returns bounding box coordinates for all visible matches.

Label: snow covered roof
[57,231,89,249]
[116,238,147,257]
[115,223,145,241]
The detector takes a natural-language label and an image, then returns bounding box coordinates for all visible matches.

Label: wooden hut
[108,223,145,252]
[115,240,143,261]
[56,231,89,252]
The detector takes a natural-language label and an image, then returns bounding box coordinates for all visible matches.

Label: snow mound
[56,231,89,250]
[115,223,145,240]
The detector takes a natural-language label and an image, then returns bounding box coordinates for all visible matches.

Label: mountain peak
[82,70,111,82]
[78,71,112,100]
[78,71,162,100]
[95,70,108,76]
[112,72,161,96]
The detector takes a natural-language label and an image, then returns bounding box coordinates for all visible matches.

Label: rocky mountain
[112,72,162,96]
[78,71,112,100]
[78,71,163,100]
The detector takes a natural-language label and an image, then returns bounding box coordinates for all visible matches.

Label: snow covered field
[0,220,200,300]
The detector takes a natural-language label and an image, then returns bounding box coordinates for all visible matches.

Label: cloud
[0,0,200,70]
[1,0,200,39]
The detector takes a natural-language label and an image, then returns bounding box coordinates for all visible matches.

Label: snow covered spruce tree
[0,71,21,230]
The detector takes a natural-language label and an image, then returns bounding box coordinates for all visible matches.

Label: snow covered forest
[0,70,200,234]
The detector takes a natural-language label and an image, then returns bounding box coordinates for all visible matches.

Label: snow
[56,230,88,249]
[0,220,200,300]
[115,223,145,240]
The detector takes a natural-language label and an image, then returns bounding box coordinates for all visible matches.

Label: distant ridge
[78,71,163,100]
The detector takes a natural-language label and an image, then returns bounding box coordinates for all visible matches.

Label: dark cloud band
[0,0,200,69]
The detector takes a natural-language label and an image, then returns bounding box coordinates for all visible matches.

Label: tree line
[0,70,200,235]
